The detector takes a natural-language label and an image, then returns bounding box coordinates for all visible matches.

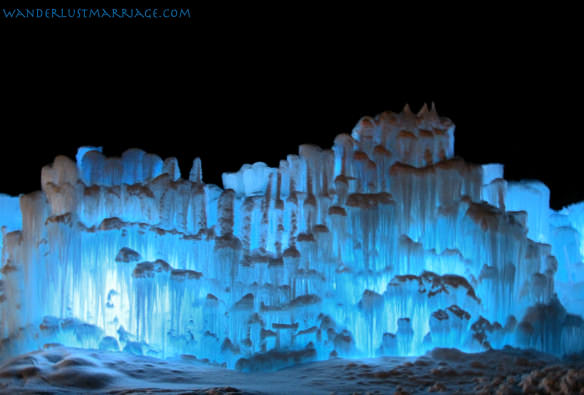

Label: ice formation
[1,104,584,369]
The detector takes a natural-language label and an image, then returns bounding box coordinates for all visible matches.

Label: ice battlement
[1,104,583,370]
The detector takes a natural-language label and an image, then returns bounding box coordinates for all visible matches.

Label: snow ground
[1,345,583,394]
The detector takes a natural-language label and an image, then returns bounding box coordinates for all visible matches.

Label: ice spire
[189,157,203,183]
[417,102,429,117]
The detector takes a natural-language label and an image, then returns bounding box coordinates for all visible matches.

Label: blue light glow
[1,105,583,370]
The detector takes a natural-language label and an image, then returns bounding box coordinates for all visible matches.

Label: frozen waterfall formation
[1,104,584,370]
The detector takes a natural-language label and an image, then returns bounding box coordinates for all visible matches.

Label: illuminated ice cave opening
[1,104,584,371]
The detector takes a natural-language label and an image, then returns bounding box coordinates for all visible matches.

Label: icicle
[1,107,582,371]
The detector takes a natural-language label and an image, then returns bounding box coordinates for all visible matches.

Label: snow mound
[0,346,583,394]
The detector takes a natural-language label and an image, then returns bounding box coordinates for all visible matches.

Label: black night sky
[1,7,581,210]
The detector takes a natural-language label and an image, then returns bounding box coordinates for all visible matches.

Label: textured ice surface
[1,105,584,371]
[1,345,583,394]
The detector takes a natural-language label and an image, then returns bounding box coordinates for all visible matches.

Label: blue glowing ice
[1,104,584,369]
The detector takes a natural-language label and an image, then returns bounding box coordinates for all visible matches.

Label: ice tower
[1,105,583,370]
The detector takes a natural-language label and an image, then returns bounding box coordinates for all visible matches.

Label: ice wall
[0,194,21,253]
[1,104,584,369]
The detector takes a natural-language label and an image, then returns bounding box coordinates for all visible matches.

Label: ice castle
[1,104,583,370]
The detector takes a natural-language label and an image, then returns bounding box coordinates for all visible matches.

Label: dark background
[1,6,580,209]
